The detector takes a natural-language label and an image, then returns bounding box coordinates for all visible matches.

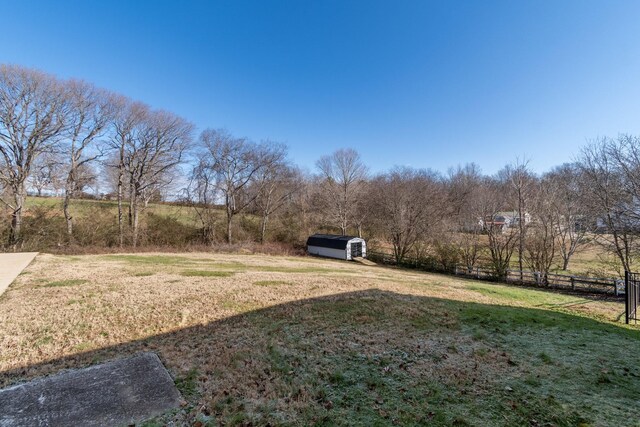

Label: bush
[143,213,199,247]
[72,206,121,247]
[20,205,67,250]
[433,242,463,273]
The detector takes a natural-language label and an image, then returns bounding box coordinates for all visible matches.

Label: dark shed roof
[306,234,360,250]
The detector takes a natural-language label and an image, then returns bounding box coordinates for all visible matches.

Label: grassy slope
[0,253,638,426]
[25,196,206,226]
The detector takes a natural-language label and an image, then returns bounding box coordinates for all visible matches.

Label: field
[1,253,639,426]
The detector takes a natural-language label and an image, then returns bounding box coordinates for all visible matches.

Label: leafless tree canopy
[0,65,69,246]
[5,63,640,278]
[316,148,368,235]
[368,167,444,263]
[195,129,285,244]
[577,135,640,273]
[61,80,115,239]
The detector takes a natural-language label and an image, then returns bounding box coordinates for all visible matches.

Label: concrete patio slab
[0,352,182,427]
[0,252,38,296]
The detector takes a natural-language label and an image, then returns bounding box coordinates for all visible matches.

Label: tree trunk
[63,178,74,241]
[224,193,232,244]
[117,169,124,248]
[518,207,525,282]
[8,185,25,249]
[260,213,268,244]
[128,186,134,227]
[132,191,139,248]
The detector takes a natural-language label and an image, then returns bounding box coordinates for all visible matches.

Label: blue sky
[2,0,640,175]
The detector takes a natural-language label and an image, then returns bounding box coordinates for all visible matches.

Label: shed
[306,234,366,260]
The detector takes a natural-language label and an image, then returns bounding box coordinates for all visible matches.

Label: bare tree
[198,129,283,244]
[578,136,640,273]
[544,163,591,270]
[278,173,318,243]
[480,179,519,279]
[0,65,69,246]
[316,148,368,235]
[28,151,64,196]
[524,180,561,283]
[251,160,302,244]
[61,80,114,240]
[498,160,535,280]
[189,157,220,244]
[124,110,194,247]
[447,164,485,271]
[108,98,148,247]
[369,167,443,263]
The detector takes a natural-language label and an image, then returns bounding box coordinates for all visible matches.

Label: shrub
[143,213,199,247]
[433,242,463,273]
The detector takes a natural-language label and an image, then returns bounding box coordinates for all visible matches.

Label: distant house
[306,234,366,260]
[595,197,640,233]
[480,211,531,232]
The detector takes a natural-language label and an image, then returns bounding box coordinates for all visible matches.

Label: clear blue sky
[2,0,640,175]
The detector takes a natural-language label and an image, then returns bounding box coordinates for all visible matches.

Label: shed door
[350,242,362,258]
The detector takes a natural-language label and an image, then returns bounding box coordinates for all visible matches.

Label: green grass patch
[72,342,93,352]
[105,255,246,271]
[43,279,89,288]
[104,254,195,266]
[101,254,349,275]
[175,368,200,400]
[34,336,53,347]
[253,280,292,287]
[253,265,345,274]
[196,291,639,426]
[466,282,591,307]
[131,271,155,277]
[181,270,234,278]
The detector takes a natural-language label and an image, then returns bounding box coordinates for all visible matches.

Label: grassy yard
[0,253,638,426]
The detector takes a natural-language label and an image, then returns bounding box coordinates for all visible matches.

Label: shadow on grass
[1,289,639,426]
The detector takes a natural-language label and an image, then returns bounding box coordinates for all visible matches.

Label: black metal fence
[625,271,640,324]
[368,250,624,296]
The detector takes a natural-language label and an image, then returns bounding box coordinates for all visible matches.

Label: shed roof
[306,234,361,250]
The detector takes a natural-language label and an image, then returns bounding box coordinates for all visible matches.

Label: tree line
[1,64,639,276]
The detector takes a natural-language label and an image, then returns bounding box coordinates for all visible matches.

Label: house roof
[306,234,361,250]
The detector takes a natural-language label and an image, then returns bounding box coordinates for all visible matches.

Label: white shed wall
[345,238,366,260]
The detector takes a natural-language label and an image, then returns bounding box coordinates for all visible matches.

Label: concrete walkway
[0,352,182,426]
[0,252,38,296]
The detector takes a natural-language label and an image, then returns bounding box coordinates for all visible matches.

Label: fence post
[614,279,619,297]
[476,267,480,279]
[570,276,575,290]
[625,271,629,325]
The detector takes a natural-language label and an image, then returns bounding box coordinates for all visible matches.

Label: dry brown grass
[0,252,637,426]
